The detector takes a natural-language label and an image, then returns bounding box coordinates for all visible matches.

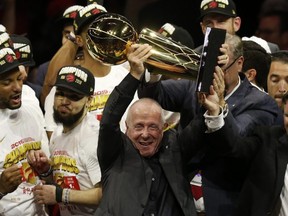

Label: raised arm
[40,41,78,107]
[97,43,152,172]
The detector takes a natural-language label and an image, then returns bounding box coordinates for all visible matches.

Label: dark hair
[271,50,288,64]
[242,40,271,91]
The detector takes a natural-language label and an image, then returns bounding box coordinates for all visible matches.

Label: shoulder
[110,64,129,76]
[81,113,100,135]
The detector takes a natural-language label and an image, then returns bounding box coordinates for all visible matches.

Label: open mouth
[11,94,21,105]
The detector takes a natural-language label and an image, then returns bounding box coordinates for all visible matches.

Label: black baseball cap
[73,3,107,34]
[0,47,21,75]
[55,65,95,96]
[200,0,237,19]
[10,34,36,67]
[57,5,84,28]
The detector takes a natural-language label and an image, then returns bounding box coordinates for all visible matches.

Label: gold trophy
[86,13,201,80]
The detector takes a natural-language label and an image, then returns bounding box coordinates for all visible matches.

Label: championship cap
[158,23,194,49]
[57,5,84,27]
[55,65,95,96]
[200,0,237,19]
[10,34,36,67]
[0,47,21,75]
[73,3,107,34]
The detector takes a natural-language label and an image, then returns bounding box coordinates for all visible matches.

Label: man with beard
[27,65,102,215]
[0,47,49,215]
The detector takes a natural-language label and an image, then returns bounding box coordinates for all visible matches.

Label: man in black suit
[96,43,198,216]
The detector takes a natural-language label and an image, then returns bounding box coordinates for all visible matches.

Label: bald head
[126,98,165,126]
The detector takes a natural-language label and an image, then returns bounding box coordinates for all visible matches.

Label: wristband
[38,166,53,178]
[63,188,70,205]
[67,31,76,44]
[55,185,63,203]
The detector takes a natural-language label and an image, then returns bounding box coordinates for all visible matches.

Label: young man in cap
[0,45,50,215]
[27,65,102,215]
[38,4,84,108]
[42,2,138,139]
[198,0,279,53]
[194,0,240,53]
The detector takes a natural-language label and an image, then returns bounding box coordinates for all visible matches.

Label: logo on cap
[55,66,95,96]
[201,0,229,9]
[66,73,76,83]
[0,48,16,63]
[200,0,236,18]
[5,54,15,63]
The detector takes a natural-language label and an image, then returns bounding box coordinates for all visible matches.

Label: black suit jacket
[181,114,288,215]
[96,74,198,216]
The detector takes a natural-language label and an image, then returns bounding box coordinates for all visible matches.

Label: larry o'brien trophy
[86,12,225,88]
[86,12,200,80]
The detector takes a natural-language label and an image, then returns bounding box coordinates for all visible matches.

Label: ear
[244,69,257,82]
[233,17,241,32]
[86,96,94,107]
[236,56,244,72]
[75,35,84,47]
[163,122,169,132]
[200,22,206,35]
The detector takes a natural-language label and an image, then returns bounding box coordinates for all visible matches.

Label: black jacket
[96,73,198,216]
[207,123,288,215]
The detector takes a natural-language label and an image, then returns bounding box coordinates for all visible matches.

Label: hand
[33,184,57,205]
[198,86,220,116]
[213,66,226,107]
[27,150,51,175]
[0,164,23,195]
[198,66,224,116]
[126,43,152,80]
[217,43,229,68]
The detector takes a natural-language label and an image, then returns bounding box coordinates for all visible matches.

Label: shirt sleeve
[203,105,228,133]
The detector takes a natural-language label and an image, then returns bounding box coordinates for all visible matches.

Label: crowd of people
[0,0,288,215]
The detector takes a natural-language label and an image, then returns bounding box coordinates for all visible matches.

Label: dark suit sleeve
[178,114,207,164]
[205,117,262,161]
[98,73,140,172]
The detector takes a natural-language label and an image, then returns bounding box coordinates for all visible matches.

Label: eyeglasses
[55,90,85,101]
[224,56,240,72]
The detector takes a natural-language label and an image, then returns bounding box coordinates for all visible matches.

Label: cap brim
[0,61,21,75]
[55,84,88,96]
[20,60,36,67]
[200,10,236,20]
[75,13,104,34]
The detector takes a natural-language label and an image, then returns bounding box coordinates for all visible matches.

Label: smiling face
[0,68,24,109]
[125,98,166,158]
